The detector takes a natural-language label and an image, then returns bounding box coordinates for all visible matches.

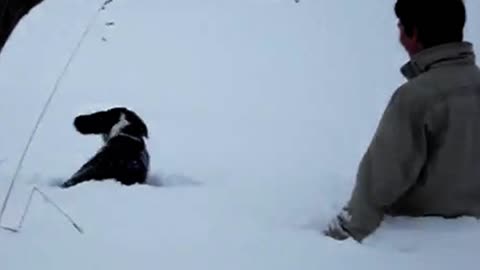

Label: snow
[1,0,480,269]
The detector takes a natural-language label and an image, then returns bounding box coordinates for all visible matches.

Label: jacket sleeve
[340,86,428,242]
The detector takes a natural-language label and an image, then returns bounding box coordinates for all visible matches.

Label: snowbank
[1,0,480,269]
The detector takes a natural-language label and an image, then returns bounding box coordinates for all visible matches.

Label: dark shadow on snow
[145,172,202,187]
[44,172,202,188]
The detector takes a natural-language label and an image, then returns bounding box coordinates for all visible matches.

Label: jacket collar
[400,41,476,80]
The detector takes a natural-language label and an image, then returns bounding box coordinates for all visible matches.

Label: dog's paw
[54,179,77,189]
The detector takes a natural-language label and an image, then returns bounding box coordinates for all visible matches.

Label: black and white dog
[61,107,150,188]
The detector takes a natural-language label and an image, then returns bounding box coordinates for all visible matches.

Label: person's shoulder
[395,65,451,102]
[399,63,480,106]
[385,77,437,121]
[390,78,427,106]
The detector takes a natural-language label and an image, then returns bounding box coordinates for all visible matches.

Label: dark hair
[394,0,466,48]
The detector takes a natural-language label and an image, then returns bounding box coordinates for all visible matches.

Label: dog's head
[73,107,149,141]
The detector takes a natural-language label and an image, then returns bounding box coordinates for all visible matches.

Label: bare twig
[1,187,83,234]
[35,188,83,233]
[15,186,37,231]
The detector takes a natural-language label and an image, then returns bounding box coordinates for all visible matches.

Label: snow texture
[1,0,480,269]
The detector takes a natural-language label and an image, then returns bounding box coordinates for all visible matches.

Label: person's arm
[325,86,428,242]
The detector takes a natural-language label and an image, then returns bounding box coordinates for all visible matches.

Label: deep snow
[1,0,480,269]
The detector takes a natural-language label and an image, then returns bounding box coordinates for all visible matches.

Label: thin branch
[1,187,83,234]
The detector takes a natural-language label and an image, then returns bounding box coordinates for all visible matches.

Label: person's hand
[323,209,352,241]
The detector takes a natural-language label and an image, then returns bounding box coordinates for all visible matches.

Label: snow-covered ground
[1,0,480,269]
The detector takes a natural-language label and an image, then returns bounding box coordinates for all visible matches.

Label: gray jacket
[334,41,480,242]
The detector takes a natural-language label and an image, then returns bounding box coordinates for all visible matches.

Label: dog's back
[102,134,150,185]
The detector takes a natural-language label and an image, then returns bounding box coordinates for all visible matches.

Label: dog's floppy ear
[74,114,98,134]
[73,109,120,135]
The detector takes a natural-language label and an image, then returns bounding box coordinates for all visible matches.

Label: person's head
[394,0,466,57]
